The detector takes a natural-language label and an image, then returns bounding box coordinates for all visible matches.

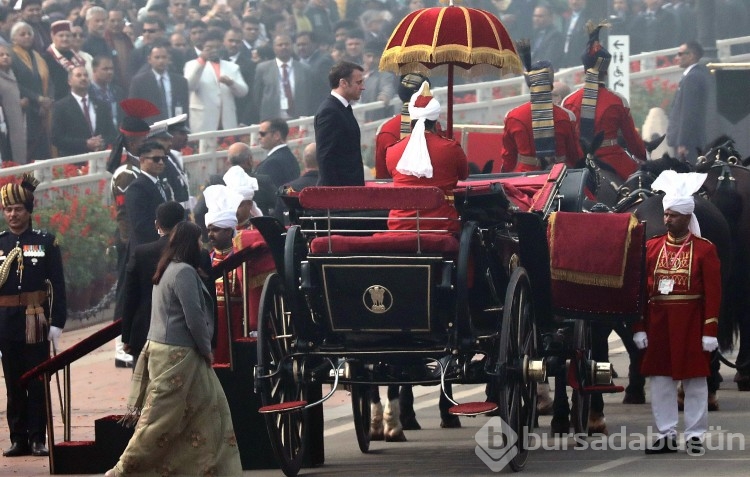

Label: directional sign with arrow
[608,35,630,104]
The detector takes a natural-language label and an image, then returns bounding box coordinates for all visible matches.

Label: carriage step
[258,400,308,414]
[582,385,625,394]
[448,402,498,416]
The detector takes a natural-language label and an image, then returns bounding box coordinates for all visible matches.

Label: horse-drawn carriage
[249,164,647,476]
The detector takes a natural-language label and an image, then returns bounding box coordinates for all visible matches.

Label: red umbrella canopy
[379,4,523,78]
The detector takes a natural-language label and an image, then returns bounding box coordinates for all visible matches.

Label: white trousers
[650,375,708,440]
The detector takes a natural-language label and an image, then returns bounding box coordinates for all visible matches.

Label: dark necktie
[81,96,93,133]
[281,63,294,116]
[156,179,167,201]
[159,75,168,115]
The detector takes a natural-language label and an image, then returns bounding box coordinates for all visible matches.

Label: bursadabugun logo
[474,416,518,472]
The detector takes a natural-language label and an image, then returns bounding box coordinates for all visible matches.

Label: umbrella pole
[447,64,454,139]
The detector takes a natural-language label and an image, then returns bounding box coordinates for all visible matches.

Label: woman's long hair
[153,221,203,284]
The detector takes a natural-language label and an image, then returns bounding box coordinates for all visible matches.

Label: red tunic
[500,102,582,173]
[563,85,647,180]
[386,132,469,233]
[634,233,721,379]
[211,248,244,364]
[375,115,401,179]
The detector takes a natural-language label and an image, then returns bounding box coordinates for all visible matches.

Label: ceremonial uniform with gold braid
[210,247,243,364]
[0,226,66,452]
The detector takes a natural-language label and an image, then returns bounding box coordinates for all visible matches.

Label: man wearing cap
[204,184,244,364]
[43,20,86,100]
[562,22,646,181]
[501,45,581,173]
[0,173,66,457]
[634,170,721,456]
[147,115,191,213]
[108,98,160,368]
[375,72,430,179]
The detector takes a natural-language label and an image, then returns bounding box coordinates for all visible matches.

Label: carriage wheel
[257,272,307,477]
[497,267,537,472]
[571,319,592,435]
[350,384,371,453]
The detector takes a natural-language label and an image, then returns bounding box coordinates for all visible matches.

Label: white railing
[3,35,749,207]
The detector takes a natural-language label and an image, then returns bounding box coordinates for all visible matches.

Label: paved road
[2,323,750,476]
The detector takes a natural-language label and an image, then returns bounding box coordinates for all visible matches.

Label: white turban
[396,81,441,179]
[204,184,243,229]
[651,170,707,237]
[223,165,259,201]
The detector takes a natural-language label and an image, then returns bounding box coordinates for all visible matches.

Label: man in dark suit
[274,142,319,223]
[315,61,365,186]
[531,4,564,67]
[256,118,300,188]
[125,141,171,248]
[560,0,594,68]
[88,55,125,132]
[121,201,185,367]
[295,31,333,103]
[226,142,277,216]
[223,27,256,126]
[628,0,678,54]
[51,65,117,157]
[128,43,189,123]
[253,34,317,120]
[667,41,711,165]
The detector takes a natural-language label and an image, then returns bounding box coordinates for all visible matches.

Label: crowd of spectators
[0,0,747,165]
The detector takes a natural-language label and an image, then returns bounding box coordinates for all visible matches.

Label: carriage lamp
[524,356,547,384]
[592,361,614,386]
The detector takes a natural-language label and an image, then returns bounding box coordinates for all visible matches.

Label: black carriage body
[307,255,452,336]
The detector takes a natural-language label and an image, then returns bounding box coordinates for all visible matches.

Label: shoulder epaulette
[0,230,7,237]
[694,235,714,245]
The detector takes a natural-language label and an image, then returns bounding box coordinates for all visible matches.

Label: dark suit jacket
[251,171,278,216]
[667,63,711,163]
[531,27,565,68]
[123,237,215,357]
[314,95,364,186]
[560,9,594,68]
[51,94,117,157]
[629,9,678,54]
[128,70,189,122]
[124,173,167,248]
[256,145,300,188]
[225,50,257,125]
[253,59,317,120]
[273,169,319,223]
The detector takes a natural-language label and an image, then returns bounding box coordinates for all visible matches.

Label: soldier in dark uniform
[0,173,66,457]
[106,98,160,368]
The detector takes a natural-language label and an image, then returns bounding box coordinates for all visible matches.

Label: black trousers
[0,340,49,445]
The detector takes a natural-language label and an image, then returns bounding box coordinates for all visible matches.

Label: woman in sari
[107,222,242,477]
[10,21,52,161]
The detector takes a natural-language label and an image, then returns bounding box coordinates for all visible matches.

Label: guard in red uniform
[562,22,646,181]
[205,184,245,364]
[634,171,721,456]
[386,81,469,234]
[375,73,429,179]
[501,42,580,173]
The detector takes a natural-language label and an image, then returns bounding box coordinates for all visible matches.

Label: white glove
[633,331,648,350]
[702,336,719,352]
[48,326,63,350]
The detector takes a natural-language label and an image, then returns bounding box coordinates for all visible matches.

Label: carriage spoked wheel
[497,267,537,472]
[350,384,371,453]
[257,272,307,477]
[571,319,592,435]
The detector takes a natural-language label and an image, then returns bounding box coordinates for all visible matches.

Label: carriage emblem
[363,285,393,314]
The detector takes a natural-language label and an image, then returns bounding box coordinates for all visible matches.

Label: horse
[694,136,750,388]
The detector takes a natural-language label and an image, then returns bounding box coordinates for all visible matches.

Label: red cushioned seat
[309,232,459,254]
